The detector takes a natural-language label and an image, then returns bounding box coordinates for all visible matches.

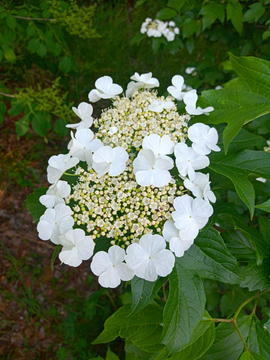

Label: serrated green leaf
[15,113,30,137]
[256,199,270,212]
[200,4,225,30]
[31,111,48,137]
[220,287,249,317]
[156,8,177,20]
[160,260,205,355]
[186,38,194,54]
[179,228,243,284]
[157,311,215,360]
[222,231,256,262]
[246,317,270,359]
[37,43,47,57]
[226,1,243,33]
[182,18,201,38]
[130,276,164,315]
[244,3,265,22]
[26,24,36,37]
[92,304,164,353]
[239,351,265,360]
[59,56,72,73]
[8,101,24,116]
[6,14,16,29]
[240,260,270,291]
[201,316,252,359]
[201,54,270,153]
[216,204,268,264]
[51,244,62,270]
[25,187,47,223]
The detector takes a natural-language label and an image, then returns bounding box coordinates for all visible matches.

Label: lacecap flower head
[36,72,218,288]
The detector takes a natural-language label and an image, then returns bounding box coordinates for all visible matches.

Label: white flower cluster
[141,18,179,42]
[37,72,219,288]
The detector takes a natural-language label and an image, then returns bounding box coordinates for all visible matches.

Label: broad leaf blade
[240,260,270,291]
[161,260,206,355]
[25,188,47,223]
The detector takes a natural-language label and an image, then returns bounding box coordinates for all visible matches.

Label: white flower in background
[58,229,94,267]
[163,219,194,257]
[37,203,74,244]
[140,18,152,34]
[172,195,213,241]
[91,246,134,288]
[174,27,179,34]
[142,134,174,162]
[39,180,71,208]
[256,177,267,183]
[130,72,159,89]
[92,146,129,177]
[148,99,174,112]
[133,149,173,187]
[67,129,103,166]
[88,76,123,102]
[47,154,79,184]
[125,233,175,281]
[167,75,188,101]
[188,123,220,155]
[185,67,196,75]
[174,142,209,181]
[169,21,175,26]
[163,28,175,41]
[67,102,94,129]
[147,19,168,37]
[215,85,223,90]
[183,90,214,116]
[184,172,216,203]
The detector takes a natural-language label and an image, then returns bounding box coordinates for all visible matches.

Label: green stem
[234,290,270,320]
[63,172,78,176]
[47,22,69,56]
[232,319,250,354]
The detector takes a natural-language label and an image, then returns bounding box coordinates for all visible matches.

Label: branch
[14,16,56,22]
[0,92,15,98]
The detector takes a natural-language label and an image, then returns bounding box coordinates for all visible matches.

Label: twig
[14,16,56,22]
[0,91,15,98]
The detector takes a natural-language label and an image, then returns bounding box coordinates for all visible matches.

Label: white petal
[95,76,113,92]
[163,219,180,242]
[88,89,101,103]
[108,246,125,264]
[98,268,121,288]
[152,249,175,277]
[59,248,82,267]
[91,251,112,275]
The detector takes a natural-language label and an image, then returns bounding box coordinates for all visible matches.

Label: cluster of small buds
[140,18,179,42]
[36,71,219,288]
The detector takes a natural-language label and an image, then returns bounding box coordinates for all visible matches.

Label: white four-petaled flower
[67,129,103,166]
[133,149,173,187]
[167,75,187,101]
[88,76,123,102]
[92,146,129,177]
[47,154,79,184]
[39,180,71,208]
[172,195,213,241]
[183,172,216,203]
[163,219,194,257]
[130,72,159,89]
[37,203,74,244]
[67,102,94,129]
[142,134,174,162]
[90,246,134,288]
[125,233,175,281]
[174,142,209,181]
[58,229,95,267]
[183,90,214,116]
[188,123,221,155]
[148,99,174,113]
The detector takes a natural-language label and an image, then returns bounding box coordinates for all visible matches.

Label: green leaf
[246,316,270,359]
[37,43,47,57]
[125,341,159,360]
[240,260,270,291]
[54,118,68,136]
[259,216,270,244]
[31,111,48,137]
[156,8,177,20]
[239,351,265,360]
[201,54,270,153]
[226,0,243,34]
[220,287,249,317]
[244,3,265,22]
[160,260,205,355]
[200,4,225,30]
[157,311,215,360]
[179,228,243,284]
[15,113,30,137]
[92,304,164,353]
[28,38,41,53]
[0,49,3,62]
[182,19,201,38]
[263,30,270,41]
[167,0,185,12]
[51,244,62,270]
[3,47,16,63]
[222,230,256,262]
[201,316,252,359]
[106,347,120,360]
[186,38,194,54]
[0,101,6,124]
[25,187,47,223]
[256,199,270,212]
[130,276,164,315]
[8,101,24,116]
[59,56,72,73]
[6,14,16,29]
[216,204,268,264]
[26,24,36,37]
